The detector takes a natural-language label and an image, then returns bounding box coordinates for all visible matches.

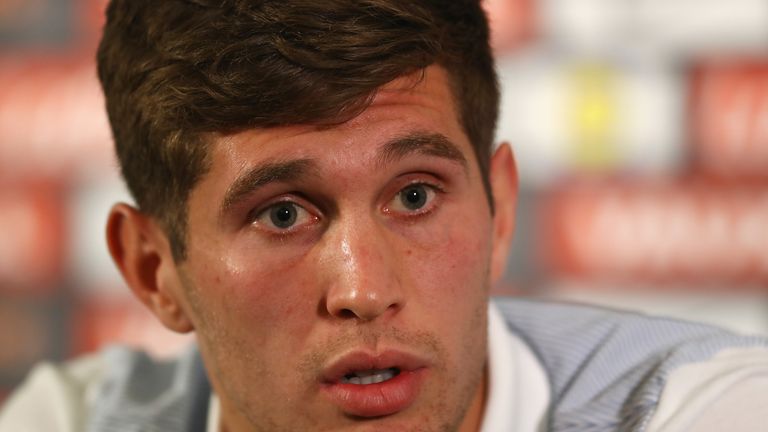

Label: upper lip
[320,349,429,384]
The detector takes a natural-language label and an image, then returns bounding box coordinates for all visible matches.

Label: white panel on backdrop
[496,53,684,185]
[539,0,768,58]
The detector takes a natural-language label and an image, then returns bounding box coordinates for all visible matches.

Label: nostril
[325,284,404,321]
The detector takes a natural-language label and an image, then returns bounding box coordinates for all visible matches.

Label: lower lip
[321,369,427,417]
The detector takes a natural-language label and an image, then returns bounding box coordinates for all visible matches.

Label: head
[101,1,517,431]
[97,0,500,261]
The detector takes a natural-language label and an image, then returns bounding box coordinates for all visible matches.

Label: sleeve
[646,347,768,432]
[0,355,104,432]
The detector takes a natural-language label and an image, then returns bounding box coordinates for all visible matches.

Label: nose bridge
[322,209,404,321]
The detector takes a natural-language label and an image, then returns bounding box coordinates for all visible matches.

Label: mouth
[320,351,428,418]
[340,367,400,385]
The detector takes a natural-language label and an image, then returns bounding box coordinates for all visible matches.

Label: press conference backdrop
[1,0,767,403]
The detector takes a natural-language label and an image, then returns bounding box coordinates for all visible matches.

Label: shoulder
[0,353,105,432]
[491,297,768,431]
[647,346,768,432]
[0,345,209,432]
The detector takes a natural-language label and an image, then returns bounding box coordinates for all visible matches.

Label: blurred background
[1,0,767,403]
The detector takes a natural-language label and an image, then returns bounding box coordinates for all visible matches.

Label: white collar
[481,301,550,432]
[206,302,551,432]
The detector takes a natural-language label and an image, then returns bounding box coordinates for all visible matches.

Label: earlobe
[106,203,194,334]
[488,143,518,283]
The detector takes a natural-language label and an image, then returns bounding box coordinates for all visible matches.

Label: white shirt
[480,304,549,432]
[2,304,768,431]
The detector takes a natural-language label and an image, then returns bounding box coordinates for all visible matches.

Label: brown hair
[97,0,498,260]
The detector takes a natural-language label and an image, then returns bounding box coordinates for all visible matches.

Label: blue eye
[269,203,298,228]
[400,185,428,210]
[386,182,439,216]
[254,201,315,232]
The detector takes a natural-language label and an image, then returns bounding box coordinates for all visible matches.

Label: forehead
[198,66,476,196]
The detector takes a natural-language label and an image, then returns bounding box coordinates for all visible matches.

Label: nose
[321,216,405,322]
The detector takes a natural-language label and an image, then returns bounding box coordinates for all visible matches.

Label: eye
[400,185,429,210]
[269,203,298,228]
[253,201,316,231]
[386,183,440,215]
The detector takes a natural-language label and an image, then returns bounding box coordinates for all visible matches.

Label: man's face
[170,66,511,431]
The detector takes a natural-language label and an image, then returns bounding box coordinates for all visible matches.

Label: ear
[106,203,194,333]
[488,143,518,283]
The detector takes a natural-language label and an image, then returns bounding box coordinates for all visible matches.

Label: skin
[107,65,517,431]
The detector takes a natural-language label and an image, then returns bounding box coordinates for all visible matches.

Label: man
[1,1,767,431]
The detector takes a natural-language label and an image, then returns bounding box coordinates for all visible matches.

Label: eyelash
[248,196,319,236]
[248,180,446,237]
[384,181,445,219]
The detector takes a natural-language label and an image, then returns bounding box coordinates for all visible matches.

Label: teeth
[341,368,398,385]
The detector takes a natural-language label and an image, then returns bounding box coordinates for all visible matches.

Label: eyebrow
[375,132,468,170]
[218,132,468,217]
[220,158,316,215]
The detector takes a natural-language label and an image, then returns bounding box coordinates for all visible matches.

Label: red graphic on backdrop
[483,0,535,53]
[71,297,192,358]
[0,180,66,294]
[691,62,768,177]
[539,180,768,286]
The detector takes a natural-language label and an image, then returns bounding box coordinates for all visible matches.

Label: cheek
[188,244,318,350]
[402,214,491,388]
[406,209,493,311]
